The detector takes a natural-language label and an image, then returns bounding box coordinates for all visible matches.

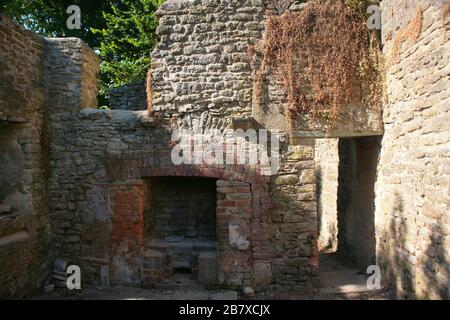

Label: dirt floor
[32,251,392,300]
[31,285,390,300]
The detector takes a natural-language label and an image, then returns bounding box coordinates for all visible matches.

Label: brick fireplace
[143,177,218,286]
[106,165,274,289]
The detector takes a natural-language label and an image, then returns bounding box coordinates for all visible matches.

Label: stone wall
[270,136,319,289]
[108,81,147,111]
[250,2,383,137]
[147,0,319,290]
[40,1,321,286]
[0,15,49,298]
[47,103,318,289]
[376,0,450,299]
[0,15,100,298]
[2,0,448,299]
[150,0,375,136]
[45,37,100,265]
[150,0,266,131]
[0,16,45,123]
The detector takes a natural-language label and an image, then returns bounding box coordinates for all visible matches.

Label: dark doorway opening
[318,136,381,294]
[337,137,380,269]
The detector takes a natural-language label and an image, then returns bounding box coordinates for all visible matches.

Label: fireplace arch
[106,162,273,288]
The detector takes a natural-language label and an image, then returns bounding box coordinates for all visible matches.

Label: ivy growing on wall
[254,0,383,129]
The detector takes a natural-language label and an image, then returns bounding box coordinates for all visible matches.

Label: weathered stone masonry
[0,16,49,298]
[314,0,450,299]
[108,81,147,111]
[375,0,450,299]
[0,15,100,297]
[0,0,449,299]
[48,0,314,290]
[150,0,265,129]
[43,0,318,292]
[149,0,320,288]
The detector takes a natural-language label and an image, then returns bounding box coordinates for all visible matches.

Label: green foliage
[1,0,111,48]
[345,0,367,9]
[2,0,164,106]
[92,0,164,104]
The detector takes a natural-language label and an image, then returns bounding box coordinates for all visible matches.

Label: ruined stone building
[0,0,449,299]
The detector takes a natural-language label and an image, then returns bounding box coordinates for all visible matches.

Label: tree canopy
[93,0,163,104]
[2,0,164,106]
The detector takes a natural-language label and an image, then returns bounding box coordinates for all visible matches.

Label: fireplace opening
[174,267,192,275]
[142,177,219,286]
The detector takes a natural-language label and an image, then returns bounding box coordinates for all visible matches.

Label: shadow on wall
[383,192,449,299]
[315,167,323,245]
[424,223,450,299]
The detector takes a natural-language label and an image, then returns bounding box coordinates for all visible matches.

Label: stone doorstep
[143,249,166,258]
[0,203,12,214]
[153,273,204,291]
[143,247,219,288]
[172,260,191,269]
[319,270,382,295]
[147,239,217,252]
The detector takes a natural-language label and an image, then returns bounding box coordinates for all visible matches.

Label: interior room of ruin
[0,0,449,300]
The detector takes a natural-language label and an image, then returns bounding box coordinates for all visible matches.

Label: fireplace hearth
[143,177,218,286]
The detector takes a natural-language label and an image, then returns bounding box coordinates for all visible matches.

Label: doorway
[316,136,381,293]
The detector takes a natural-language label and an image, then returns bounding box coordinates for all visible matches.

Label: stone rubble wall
[2,0,449,299]
[47,103,317,289]
[108,81,147,111]
[44,39,101,270]
[0,16,45,122]
[150,0,266,131]
[249,2,384,136]
[0,15,50,298]
[270,135,319,289]
[0,16,100,298]
[376,0,450,299]
[148,0,319,290]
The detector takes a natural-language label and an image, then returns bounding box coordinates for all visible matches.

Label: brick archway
[105,154,271,185]
[106,160,274,287]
